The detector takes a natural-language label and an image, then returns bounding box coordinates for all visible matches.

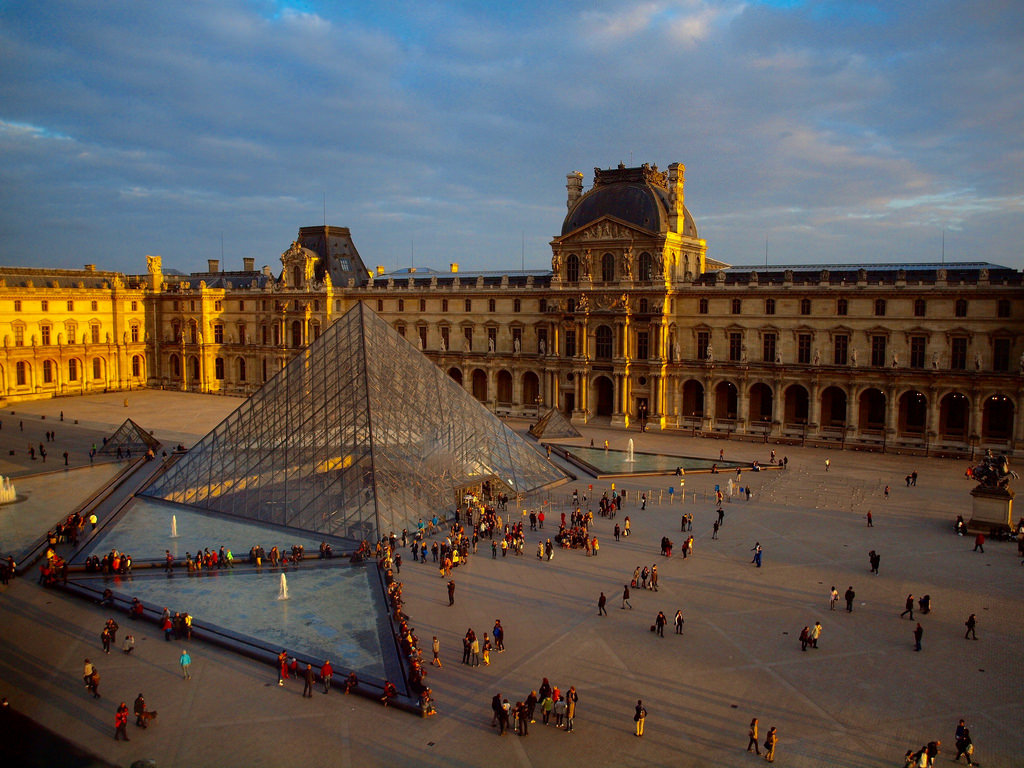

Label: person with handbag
[633,699,647,736]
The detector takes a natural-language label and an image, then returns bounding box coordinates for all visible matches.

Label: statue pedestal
[968,485,1014,533]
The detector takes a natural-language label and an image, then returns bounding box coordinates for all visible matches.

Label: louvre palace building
[2,161,1022,457]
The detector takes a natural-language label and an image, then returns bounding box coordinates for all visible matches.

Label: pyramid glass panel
[143,303,566,540]
[529,408,582,439]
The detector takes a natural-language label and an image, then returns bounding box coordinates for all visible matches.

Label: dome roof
[561,164,698,238]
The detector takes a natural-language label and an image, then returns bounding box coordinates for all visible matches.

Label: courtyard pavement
[0,391,1021,767]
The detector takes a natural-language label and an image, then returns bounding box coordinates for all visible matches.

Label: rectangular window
[68,359,78,381]
[41,300,48,311]
[993,338,1010,371]
[871,336,887,367]
[997,299,1010,318]
[91,325,100,344]
[214,300,222,312]
[14,327,24,346]
[398,299,405,312]
[377,299,384,312]
[465,299,472,312]
[172,300,179,312]
[67,300,74,312]
[764,298,775,315]
[729,332,742,362]
[698,298,708,314]
[762,333,776,363]
[910,336,926,369]
[565,330,577,358]
[131,300,138,311]
[951,337,968,370]
[238,324,246,344]
[67,326,76,344]
[442,299,449,313]
[92,300,99,311]
[41,325,51,346]
[396,325,406,338]
[420,299,426,312]
[261,326,268,345]
[239,300,245,311]
[697,331,710,360]
[731,299,741,315]
[514,299,521,313]
[637,331,650,360]
[797,334,811,364]
[214,324,224,344]
[14,300,21,312]
[833,335,848,365]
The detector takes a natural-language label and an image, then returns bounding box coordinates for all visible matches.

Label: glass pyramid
[98,418,161,456]
[142,302,566,541]
[529,407,582,439]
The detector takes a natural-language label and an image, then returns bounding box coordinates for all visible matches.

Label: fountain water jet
[0,476,16,503]
[277,572,289,600]
[170,515,179,538]
[625,439,635,463]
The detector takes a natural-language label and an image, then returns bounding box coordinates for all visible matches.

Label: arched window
[566,253,580,282]
[215,357,225,380]
[601,252,615,282]
[639,252,653,281]
[43,359,54,383]
[292,266,302,288]
[190,357,200,381]
[291,320,303,348]
[68,359,79,381]
[16,361,26,386]
[595,326,614,359]
[170,354,180,378]
[131,356,141,377]
[92,357,102,379]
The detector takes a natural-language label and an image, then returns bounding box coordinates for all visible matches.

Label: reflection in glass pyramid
[529,407,582,439]
[98,418,161,456]
[143,302,566,541]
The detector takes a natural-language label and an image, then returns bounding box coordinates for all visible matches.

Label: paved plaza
[0,391,1021,767]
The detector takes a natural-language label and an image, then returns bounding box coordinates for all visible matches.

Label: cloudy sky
[1,0,1022,275]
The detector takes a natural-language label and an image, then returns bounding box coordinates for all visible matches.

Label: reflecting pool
[557,445,746,475]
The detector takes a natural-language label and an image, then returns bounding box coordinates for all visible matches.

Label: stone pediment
[556,216,652,244]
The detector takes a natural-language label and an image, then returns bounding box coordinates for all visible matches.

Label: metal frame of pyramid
[97,417,161,456]
[142,302,566,541]
[529,407,582,439]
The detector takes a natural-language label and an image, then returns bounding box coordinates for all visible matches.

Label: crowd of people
[491,679,578,735]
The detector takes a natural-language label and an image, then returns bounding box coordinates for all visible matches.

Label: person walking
[179,649,192,679]
[303,664,315,697]
[84,659,100,699]
[114,702,130,741]
[914,622,923,652]
[320,659,333,692]
[655,611,667,637]
[751,542,762,567]
[866,510,873,527]
[810,621,822,648]
[901,594,915,620]
[133,693,148,728]
[712,520,720,539]
[447,579,455,606]
[597,591,608,616]
[829,586,839,611]
[431,637,442,668]
[964,613,978,640]
[954,726,975,765]
[633,699,647,736]
[674,609,684,634]
[799,625,810,651]
[844,586,855,612]
[565,686,578,733]
[622,584,632,610]
[764,725,778,762]
[747,717,761,755]
[973,533,985,553]
[493,619,504,652]
[869,550,881,574]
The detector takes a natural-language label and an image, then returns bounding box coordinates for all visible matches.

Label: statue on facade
[539,338,546,355]
[581,249,592,279]
[653,251,664,277]
[673,340,680,361]
[975,351,982,371]
[851,348,858,366]
[551,252,562,274]
[706,344,713,362]
[488,336,495,353]
[514,337,521,353]
[931,351,939,369]
[741,344,748,364]
[1019,351,1024,374]
[621,247,634,280]
[891,352,899,368]
[812,349,820,366]
[775,350,782,364]
[439,335,446,352]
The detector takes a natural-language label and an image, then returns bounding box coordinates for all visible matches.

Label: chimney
[566,171,584,210]
[243,257,255,272]
[84,264,96,272]
[208,259,220,273]
[376,265,385,275]
[668,163,685,233]
[450,263,459,273]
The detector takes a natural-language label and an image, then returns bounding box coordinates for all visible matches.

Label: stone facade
[2,166,1023,456]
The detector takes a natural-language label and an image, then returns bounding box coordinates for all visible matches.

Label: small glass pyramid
[98,418,162,456]
[143,302,566,541]
[529,407,582,439]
